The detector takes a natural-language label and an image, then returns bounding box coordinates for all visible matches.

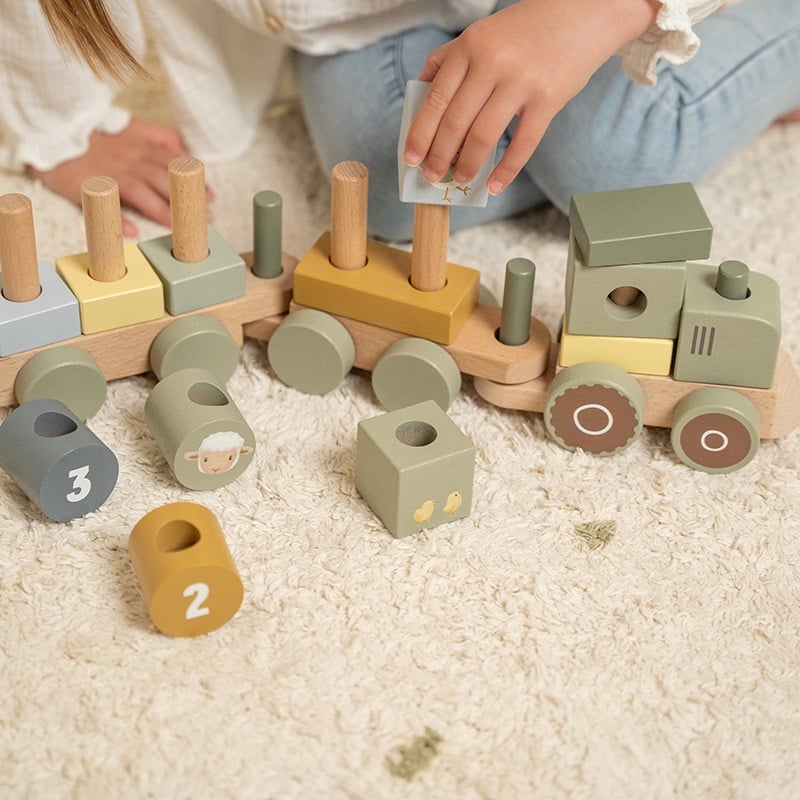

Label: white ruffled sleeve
[0,1,144,172]
[620,0,725,86]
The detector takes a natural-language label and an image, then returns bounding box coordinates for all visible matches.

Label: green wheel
[372,337,461,411]
[15,345,107,421]
[267,309,355,395]
[671,388,760,473]
[544,362,645,455]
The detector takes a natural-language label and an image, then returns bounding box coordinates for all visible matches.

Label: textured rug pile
[1,67,799,799]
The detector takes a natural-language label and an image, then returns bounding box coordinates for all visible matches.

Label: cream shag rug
[1,65,799,800]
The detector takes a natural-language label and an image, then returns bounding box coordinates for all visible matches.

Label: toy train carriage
[475,182,800,473]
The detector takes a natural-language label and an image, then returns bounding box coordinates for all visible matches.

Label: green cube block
[569,183,713,267]
[356,400,475,539]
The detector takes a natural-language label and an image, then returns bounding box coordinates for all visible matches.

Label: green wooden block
[138,225,245,315]
[145,367,255,490]
[569,183,713,267]
[564,235,687,339]
[356,400,474,539]
[673,262,781,389]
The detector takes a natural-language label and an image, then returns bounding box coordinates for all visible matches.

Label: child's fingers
[403,55,468,168]
[449,90,519,184]
[486,112,546,195]
[117,175,172,230]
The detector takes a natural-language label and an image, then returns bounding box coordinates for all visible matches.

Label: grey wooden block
[252,190,283,279]
[145,367,255,490]
[0,261,81,356]
[0,398,118,521]
[356,400,474,538]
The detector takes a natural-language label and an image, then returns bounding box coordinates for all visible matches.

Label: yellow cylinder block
[128,502,244,637]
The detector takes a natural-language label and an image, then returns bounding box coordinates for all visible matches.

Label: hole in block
[157,519,202,552]
[606,287,646,319]
[395,420,438,447]
[33,411,79,438]
[187,382,229,407]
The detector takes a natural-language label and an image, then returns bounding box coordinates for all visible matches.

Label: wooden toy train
[0,153,798,521]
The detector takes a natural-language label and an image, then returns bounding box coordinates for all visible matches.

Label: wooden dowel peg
[169,156,208,263]
[330,161,368,270]
[410,203,449,292]
[0,193,41,302]
[81,177,127,283]
[499,257,536,346]
[609,286,642,307]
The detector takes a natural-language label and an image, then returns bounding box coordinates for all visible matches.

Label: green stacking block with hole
[569,183,713,267]
[564,235,687,339]
[356,400,474,539]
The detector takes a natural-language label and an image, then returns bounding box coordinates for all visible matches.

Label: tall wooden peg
[410,203,450,292]
[0,193,41,302]
[330,161,369,270]
[169,156,209,263]
[81,177,127,283]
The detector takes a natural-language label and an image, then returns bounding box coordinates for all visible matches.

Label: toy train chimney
[499,257,536,346]
[715,260,749,300]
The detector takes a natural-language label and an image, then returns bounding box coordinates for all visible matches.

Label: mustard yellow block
[56,242,165,334]
[559,323,674,376]
[292,232,479,345]
[128,502,244,637]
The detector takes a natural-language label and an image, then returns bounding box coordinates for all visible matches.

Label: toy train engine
[545,182,784,473]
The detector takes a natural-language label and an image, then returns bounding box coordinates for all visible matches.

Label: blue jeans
[295,0,800,240]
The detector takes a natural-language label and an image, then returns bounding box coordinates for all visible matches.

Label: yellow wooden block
[56,242,165,334]
[559,323,674,376]
[292,232,479,345]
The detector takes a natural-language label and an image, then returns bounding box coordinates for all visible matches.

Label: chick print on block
[356,400,475,539]
[398,80,496,208]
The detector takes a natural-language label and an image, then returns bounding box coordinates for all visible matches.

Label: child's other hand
[28,119,211,238]
[403,0,659,195]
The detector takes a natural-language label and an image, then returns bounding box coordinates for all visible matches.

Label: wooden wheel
[671,388,760,473]
[267,309,355,395]
[544,362,645,455]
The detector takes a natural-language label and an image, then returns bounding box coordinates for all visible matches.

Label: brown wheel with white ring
[670,388,760,473]
[544,362,645,456]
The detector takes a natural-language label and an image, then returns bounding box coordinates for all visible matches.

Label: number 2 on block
[183,582,211,619]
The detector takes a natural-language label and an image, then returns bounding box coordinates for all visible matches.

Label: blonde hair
[38,0,146,81]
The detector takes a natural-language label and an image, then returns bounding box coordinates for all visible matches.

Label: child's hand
[28,119,210,238]
[403,0,659,196]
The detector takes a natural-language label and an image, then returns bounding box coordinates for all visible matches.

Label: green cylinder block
[145,367,255,490]
[252,190,283,279]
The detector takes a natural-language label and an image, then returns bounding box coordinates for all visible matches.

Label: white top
[0,0,723,172]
